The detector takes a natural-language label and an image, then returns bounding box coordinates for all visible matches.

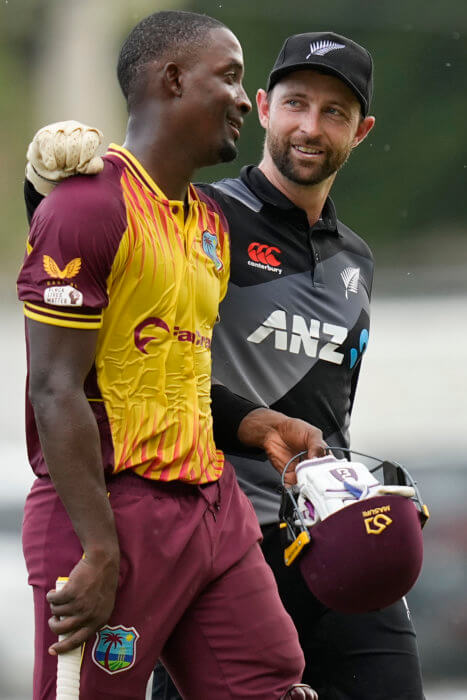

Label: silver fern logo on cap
[341,267,360,299]
[306,40,346,58]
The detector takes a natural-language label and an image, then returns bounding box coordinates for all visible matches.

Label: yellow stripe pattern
[93,146,229,483]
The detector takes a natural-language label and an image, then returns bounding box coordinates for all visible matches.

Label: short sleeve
[17,163,128,330]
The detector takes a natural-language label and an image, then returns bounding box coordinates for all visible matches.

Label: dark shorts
[23,462,304,699]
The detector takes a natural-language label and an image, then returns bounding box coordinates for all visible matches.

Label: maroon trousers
[23,462,304,699]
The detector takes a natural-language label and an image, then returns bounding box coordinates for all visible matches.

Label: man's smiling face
[259,70,367,186]
[180,27,252,168]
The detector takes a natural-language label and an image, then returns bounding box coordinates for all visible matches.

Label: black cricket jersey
[200,166,374,525]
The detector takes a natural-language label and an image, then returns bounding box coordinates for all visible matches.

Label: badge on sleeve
[42,254,84,306]
[43,255,81,280]
[44,285,83,306]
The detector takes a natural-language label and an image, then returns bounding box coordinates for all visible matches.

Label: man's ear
[256,89,270,129]
[163,62,183,97]
[352,115,375,149]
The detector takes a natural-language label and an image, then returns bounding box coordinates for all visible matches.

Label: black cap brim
[267,62,368,116]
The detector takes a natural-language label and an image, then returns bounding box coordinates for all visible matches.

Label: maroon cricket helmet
[298,494,425,613]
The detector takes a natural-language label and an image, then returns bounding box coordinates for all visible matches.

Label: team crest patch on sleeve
[202,230,223,271]
[92,625,140,675]
[44,285,83,306]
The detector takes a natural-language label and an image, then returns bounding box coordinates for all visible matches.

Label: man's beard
[266,131,352,186]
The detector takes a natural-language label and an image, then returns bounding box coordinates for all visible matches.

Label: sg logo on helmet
[364,513,393,535]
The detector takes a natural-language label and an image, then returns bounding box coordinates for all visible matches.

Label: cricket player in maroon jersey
[18,11,322,700]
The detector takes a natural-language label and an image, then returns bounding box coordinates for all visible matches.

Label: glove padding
[295,455,415,527]
[25,120,104,196]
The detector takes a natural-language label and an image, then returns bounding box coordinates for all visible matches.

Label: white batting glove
[25,120,104,196]
[295,455,383,527]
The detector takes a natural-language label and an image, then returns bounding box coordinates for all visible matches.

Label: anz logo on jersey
[247,310,348,365]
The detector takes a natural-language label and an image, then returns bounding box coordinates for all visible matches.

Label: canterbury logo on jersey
[247,310,347,365]
[134,317,211,355]
[247,242,282,274]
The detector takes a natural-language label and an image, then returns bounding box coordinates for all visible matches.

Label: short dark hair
[117,11,226,106]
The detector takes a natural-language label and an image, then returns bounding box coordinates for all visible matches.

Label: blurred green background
[1,2,466,698]
[1,0,466,280]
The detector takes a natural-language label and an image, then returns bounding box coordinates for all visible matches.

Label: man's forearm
[32,386,119,561]
[237,407,287,449]
[33,384,121,653]
[210,382,326,481]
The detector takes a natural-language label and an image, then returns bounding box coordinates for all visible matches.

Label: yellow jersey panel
[18,144,230,483]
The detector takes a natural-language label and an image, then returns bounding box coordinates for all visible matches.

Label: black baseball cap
[267,31,374,116]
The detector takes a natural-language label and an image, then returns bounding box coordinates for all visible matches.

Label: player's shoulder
[193,184,230,231]
[195,184,224,214]
[197,178,262,213]
[35,157,127,231]
[337,218,374,263]
[196,178,263,242]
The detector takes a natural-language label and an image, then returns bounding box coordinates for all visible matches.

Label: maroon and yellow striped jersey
[17,144,230,483]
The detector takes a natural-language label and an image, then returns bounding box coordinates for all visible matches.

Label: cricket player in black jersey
[24,31,425,700]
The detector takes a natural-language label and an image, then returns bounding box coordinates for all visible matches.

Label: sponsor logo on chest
[247,242,282,274]
[247,310,347,365]
[134,317,211,354]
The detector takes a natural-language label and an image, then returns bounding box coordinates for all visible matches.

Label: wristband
[211,384,264,452]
